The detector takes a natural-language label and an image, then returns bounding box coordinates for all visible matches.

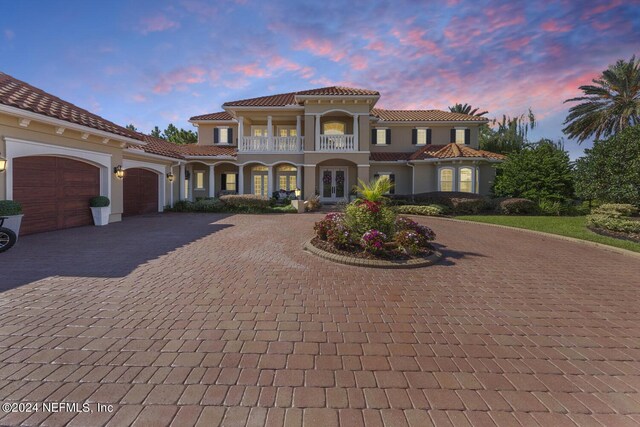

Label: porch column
[179,163,186,200]
[267,165,273,197]
[357,164,370,186]
[296,166,302,195]
[353,114,359,151]
[296,115,302,151]
[303,165,316,199]
[208,164,215,198]
[238,165,244,194]
[238,116,244,149]
[170,166,175,207]
[267,115,273,150]
[315,114,321,150]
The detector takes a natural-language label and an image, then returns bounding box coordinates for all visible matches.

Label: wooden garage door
[13,156,100,235]
[123,168,158,217]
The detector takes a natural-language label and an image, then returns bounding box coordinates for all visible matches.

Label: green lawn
[456,215,640,253]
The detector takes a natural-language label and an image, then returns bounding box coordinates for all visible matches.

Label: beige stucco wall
[478,163,497,195]
[196,123,238,146]
[412,160,496,196]
[413,163,438,194]
[303,152,369,166]
[237,153,303,165]
[369,164,413,195]
[370,124,481,151]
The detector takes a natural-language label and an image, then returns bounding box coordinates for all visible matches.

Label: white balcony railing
[317,134,356,151]
[239,136,303,152]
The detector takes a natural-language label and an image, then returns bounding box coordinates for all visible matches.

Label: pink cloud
[582,0,623,19]
[540,20,572,33]
[132,94,147,103]
[140,14,180,35]
[295,37,347,62]
[233,63,268,78]
[152,66,206,93]
[505,36,532,51]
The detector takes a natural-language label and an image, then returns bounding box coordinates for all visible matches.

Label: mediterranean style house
[0,71,503,235]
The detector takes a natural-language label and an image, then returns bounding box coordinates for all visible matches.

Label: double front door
[320,168,348,202]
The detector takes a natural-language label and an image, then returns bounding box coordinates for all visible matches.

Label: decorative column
[238,165,244,194]
[237,116,244,149]
[296,166,302,195]
[267,165,273,196]
[296,115,302,151]
[179,163,186,200]
[304,165,316,200]
[208,164,215,198]
[267,116,273,150]
[169,166,175,207]
[352,114,359,151]
[315,114,321,150]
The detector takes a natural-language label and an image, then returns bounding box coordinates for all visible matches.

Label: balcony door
[320,167,348,202]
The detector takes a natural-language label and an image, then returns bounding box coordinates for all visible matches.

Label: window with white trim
[375,128,387,145]
[223,173,236,192]
[416,128,427,145]
[217,127,229,144]
[455,129,466,144]
[278,127,297,137]
[194,171,205,190]
[277,165,297,191]
[252,126,268,137]
[439,168,454,192]
[459,167,473,193]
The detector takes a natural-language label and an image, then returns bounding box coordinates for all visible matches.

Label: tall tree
[162,123,198,145]
[563,56,640,143]
[479,109,537,154]
[125,124,138,131]
[150,126,163,139]
[448,103,488,117]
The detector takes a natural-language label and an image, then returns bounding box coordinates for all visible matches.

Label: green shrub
[193,198,225,212]
[592,203,638,217]
[0,200,23,215]
[587,214,640,234]
[171,200,194,212]
[89,196,110,207]
[498,198,536,215]
[411,192,488,214]
[344,201,396,237]
[451,198,487,214]
[395,205,447,216]
[220,195,272,209]
[537,199,566,216]
[356,177,392,202]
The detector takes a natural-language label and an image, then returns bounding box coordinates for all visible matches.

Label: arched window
[323,121,345,135]
[459,167,473,193]
[277,165,297,191]
[439,168,454,192]
[251,166,269,196]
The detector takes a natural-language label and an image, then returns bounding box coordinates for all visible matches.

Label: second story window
[373,128,390,145]
[323,121,345,135]
[278,127,297,137]
[252,126,268,137]
[413,128,431,145]
[452,128,470,145]
[214,127,232,144]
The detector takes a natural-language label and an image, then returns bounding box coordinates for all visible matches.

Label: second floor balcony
[317,134,356,151]
[239,136,303,153]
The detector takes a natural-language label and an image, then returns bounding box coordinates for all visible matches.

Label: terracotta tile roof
[178,144,237,157]
[0,71,142,141]
[372,108,489,122]
[409,143,505,161]
[189,111,234,121]
[222,86,379,107]
[129,133,237,159]
[370,152,412,162]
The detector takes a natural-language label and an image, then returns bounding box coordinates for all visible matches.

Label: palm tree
[448,103,488,117]
[563,56,640,143]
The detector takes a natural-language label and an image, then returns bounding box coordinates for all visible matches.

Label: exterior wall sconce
[0,154,6,173]
[114,165,125,179]
[295,187,301,199]
[167,172,175,182]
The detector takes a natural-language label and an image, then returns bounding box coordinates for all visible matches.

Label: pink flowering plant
[327,221,352,248]
[395,229,422,254]
[361,229,387,254]
[314,212,345,240]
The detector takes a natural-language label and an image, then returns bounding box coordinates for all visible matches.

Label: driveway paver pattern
[1,213,640,426]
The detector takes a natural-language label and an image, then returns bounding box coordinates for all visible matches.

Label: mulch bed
[588,226,640,244]
[310,237,433,261]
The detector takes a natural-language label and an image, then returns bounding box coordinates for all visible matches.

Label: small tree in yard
[493,140,575,203]
[574,125,640,206]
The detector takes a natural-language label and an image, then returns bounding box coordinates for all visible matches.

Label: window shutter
[465,129,471,145]
[221,173,227,190]
[427,129,432,145]
[411,129,417,145]
[450,129,456,143]
[228,128,233,145]
[389,174,395,194]
[214,128,219,144]
[385,129,391,145]
[235,174,239,192]
[374,173,380,180]
[371,128,376,144]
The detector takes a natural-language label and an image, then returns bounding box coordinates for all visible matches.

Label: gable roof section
[189,111,234,121]
[372,108,488,122]
[409,143,505,160]
[178,144,237,157]
[222,86,379,108]
[0,71,143,141]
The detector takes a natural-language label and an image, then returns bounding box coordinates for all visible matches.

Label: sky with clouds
[1,0,639,158]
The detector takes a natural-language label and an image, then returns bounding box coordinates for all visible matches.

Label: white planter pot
[90,207,110,226]
[291,200,305,213]
[2,214,23,240]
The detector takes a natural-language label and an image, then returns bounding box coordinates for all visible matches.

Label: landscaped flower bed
[586,204,640,243]
[309,178,439,263]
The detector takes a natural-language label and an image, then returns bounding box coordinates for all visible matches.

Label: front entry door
[320,168,348,202]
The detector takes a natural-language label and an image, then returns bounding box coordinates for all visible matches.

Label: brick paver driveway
[1,213,640,426]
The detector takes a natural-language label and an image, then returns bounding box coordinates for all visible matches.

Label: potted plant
[89,196,111,226]
[0,200,23,239]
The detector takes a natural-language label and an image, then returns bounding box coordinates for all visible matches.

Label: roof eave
[374,119,489,125]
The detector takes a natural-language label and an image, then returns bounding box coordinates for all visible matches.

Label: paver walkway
[1,213,640,426]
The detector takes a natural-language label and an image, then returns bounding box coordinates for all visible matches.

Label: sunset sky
[1,0,639,158]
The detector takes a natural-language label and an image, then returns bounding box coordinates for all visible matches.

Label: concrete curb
[428,216,640,260]
[303,239,442,269]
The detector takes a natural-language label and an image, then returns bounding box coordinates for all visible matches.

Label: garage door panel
[14,156,100,235]
[123,168,158,217]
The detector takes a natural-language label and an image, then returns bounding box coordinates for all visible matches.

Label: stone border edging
[430,216,640,259]
[303,239,442,269]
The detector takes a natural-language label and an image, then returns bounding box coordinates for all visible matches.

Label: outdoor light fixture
[295,187,301,199]
[167,172,175,182]
[0,154,6,173]
[114,165,125,179]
